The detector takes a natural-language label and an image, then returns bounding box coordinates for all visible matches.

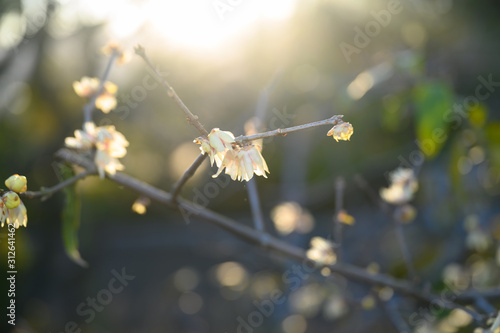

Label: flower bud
[3,192,21,209]
[327,122,354,142]
[5,174,27,193]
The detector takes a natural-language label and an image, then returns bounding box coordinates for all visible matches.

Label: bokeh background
[1,0,500,332]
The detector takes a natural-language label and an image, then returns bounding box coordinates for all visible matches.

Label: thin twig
[246,178,265,232]
[234,115,344,143]
[134,45,209,136]
[53,148,497,321]
[334,177,345,262]
[394,219,417,281]
[381,298,411,333]
[21,169,94,201]
[171,153,207,201]
[83,51,118,124]
[355,175,417,280]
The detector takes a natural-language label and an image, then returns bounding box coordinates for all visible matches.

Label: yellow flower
[208,128,235,152]
[5,174,27,193]
[65,122,96,150]
[73,76,100,98]
[65,122,129,179]
[94,126,129,178]
[1,193,28,228]
[101,41,130,65]
[380,168,418,205]
[237,145,269,181]
[212,144,270,182]
[213,149,240,180]
[3,192,20,209]
[73,77,118,113]
[306,237,337,265]
[327,122,354,142]
[193,137,225,167]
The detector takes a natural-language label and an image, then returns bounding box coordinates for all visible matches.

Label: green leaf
[413,80,454,159]
[60,164,88,268]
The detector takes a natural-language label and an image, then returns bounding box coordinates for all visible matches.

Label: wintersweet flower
[212,144,269,182]
[380,168,418,205]
[1,199,28,228]
[65,122,96,150]
[208,128,235,152]
[101,41,130,65]
[65,122,129,178]
[73,77,118,113]
[194,129,235,167]
[193,136,225,167]
[237,145,269,181]
[327,122,354,142]
[3,192,21,209]
[306,237,337,265]
[1,174,29,228]
[5,174,27,193]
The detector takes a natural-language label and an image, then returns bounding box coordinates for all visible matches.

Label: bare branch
[234,115,344,143]
[21,169,95,201]
[52,148,497,323]
[134,45,209,136]
[171,153,207,200]
[246,178,265,231]
[334,177,345,262]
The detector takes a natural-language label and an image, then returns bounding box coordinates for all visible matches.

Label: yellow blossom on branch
[65,122,129,178]
[73,77,118,113]
[327,122,354,142]
[1,174,29,228]
[102,41,130,65]
[5,174,27,193]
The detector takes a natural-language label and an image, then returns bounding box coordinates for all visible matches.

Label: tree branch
[334,177,345,262]
[21,169,95,201]
[234,115,344,143]
[134,45,209,136]
[52,148,498,324]
[171,153,207,201]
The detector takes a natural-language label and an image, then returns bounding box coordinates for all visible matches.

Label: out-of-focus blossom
[73,77,118,113]
[306,237,336,265]
[380,168,418,205]
[323,295,349,320]
[465,215,492,252]
[132,196,151,215]
[101,41,130,65]
[65,122,129,178]
[271,201,314,235]
[73,76,100,98]
[361,295,376,310]
[327,122,353,142]
[1,174,28,228]
[5,174,27,193]
[336,209,355,225]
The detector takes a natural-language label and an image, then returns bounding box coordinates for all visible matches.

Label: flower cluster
[1,175,28,228]
[380,168,419,223]
[101,41,130,65]
[194,128,269,182]
[65,122,129,178]
[73,76,118,113]
[380,168,418,205]
[327,122,354,142]
[306,237,337,265]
